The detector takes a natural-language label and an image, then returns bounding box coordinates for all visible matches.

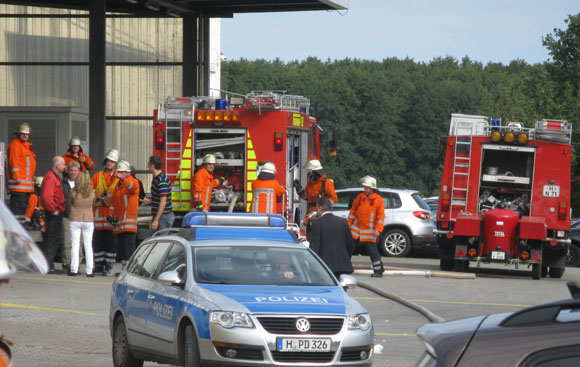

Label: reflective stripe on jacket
[109,176,140,234]
[63,151,96,171]
[250,179,286,214]
[193,166,219,211]
[301,174,337,214]
[8,137,36,192]
[348,192,385,243]
[92,169,118,231]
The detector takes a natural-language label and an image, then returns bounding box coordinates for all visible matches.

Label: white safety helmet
[105,148,120,163]
[203,153,217,164]
[360,175,377,189]
[305,159,323,171]
[34,176,43,187]
[69,137,81,146]
[117,160,131,172]
[261,162,277,175]
[18,123,31,134]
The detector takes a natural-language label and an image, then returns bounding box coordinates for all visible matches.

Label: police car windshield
[193,246,336,286]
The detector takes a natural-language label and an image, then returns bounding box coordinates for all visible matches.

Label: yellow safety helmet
[203,154,217,164]
[105,148,120,163]
[117,160,131,172]
[305,159,322,171]
[261,162,277,175]
[69,137,82,146]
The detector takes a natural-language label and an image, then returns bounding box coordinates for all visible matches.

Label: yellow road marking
[375,332,416,337]
[354,296,528,308]
[13,276,111,286]
[1,303,108,317]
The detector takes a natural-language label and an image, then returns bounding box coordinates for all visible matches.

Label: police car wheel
[183,324,201,367]
[113,317,144,367]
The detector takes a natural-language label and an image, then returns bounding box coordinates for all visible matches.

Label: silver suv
[333,187,435,257]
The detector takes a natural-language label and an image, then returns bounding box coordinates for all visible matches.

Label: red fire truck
[436,114,572,279]
[152,91,336,225]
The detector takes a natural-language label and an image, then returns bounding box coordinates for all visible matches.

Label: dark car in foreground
[415,282,580,367]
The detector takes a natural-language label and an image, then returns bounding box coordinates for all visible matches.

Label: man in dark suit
[309,197,355,279]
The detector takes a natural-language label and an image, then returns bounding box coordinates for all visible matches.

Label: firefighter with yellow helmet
[63,137,95,171]
[7,123,37,218]
[193,154,228,211]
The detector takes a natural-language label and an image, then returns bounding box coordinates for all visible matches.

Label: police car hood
[197,284,357,314]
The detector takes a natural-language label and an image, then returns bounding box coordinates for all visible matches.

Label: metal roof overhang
[0,0,348,17]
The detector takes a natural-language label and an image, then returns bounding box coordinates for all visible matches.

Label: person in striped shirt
[142,156,174,230]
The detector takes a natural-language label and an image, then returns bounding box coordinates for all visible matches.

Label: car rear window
[412,193,431,211]
[193,246,335,286]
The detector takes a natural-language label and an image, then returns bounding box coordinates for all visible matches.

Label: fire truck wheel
[440,259,455,271]
[453,260,469,272]
[541,266,548,278]
[531,264,541,280]
[380,229,412,257]
[566,243,580,267]
[548,266,565,278]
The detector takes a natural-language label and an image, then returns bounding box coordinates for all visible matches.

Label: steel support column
[182,13,197,97]
[202,15,210,96]
[89,0,106,163]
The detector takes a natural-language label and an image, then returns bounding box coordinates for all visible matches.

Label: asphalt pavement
[1,258,578,367]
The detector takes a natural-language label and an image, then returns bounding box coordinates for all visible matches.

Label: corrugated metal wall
[0,5,184,179]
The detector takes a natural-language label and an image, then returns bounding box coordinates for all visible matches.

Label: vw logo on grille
[296,318,310,332]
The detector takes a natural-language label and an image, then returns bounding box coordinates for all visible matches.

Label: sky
[221,0,579,65]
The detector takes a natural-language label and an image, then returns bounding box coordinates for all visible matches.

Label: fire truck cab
[436,114,572,279]
[152,91,334,226]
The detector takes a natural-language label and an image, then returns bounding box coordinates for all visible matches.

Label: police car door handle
[127,289,134,296]
[147,294,156,302]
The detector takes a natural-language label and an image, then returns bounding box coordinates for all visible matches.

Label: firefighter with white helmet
[294,159,337,215]
[193,153,228,211]
[63,137,95,171]
[91,148,120,275]
[250,162,286,214]
[348,175,385,277]
[7,123,37,218]
[107,160,140,274]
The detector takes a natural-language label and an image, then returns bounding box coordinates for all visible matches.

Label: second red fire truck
[436,114,572,279]
[152,91,336,226]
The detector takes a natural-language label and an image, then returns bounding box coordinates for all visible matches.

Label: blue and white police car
[109,213,374,367]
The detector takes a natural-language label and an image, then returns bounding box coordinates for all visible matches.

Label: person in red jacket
[193,154,225,211]
[107,160,139,276]
[8,123,37,217]
[250,162,286,214]
[348,175,385,277]
[40,156,66,273]
[63,137,95,172]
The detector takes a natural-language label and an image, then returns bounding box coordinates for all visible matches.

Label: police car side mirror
[158,270,184,287]
[339,274,358,289]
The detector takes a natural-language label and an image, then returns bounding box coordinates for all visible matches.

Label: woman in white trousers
[68,172,96,276]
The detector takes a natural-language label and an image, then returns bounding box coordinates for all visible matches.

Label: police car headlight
[348,313,372,331]
[210,311,254,329]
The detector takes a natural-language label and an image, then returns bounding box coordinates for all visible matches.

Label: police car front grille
[257,317,344,335]
[271,351,335,363]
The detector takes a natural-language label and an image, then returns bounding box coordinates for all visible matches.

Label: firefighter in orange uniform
[294,159,337,215]
[24,177,46,238]
[91,148,119,275]
[7,123,37,217]
[348,176,385,277]
[250,162,286,214]
[107,160,139,273]
[63,137,95,172]
[193,154,225,211]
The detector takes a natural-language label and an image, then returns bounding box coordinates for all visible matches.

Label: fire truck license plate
[277,338,331,352]
[543,185,560,198]
[491,251,506,260]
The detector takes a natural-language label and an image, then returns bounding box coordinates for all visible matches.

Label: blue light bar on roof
[182,212,286,228]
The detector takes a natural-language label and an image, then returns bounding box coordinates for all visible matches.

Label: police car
[109,213,374,367]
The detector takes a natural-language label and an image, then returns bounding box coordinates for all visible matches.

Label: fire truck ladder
[451,136,472,216]
[164,115,186,209]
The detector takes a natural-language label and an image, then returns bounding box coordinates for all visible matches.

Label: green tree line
[221,13,580,213]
